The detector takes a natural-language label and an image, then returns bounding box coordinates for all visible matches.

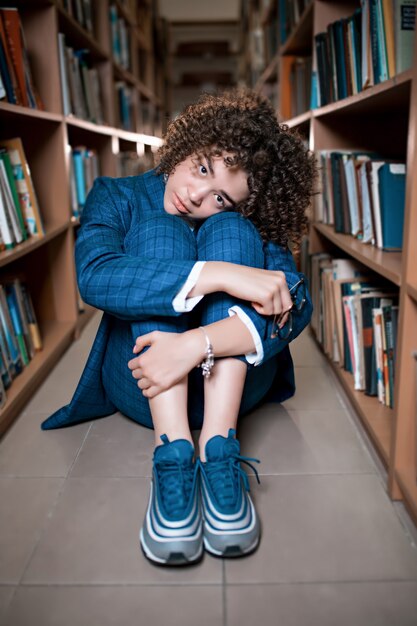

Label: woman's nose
[188,183,208,206]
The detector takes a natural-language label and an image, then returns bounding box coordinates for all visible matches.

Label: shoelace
[156,459,195,518]
[199,454,260,509]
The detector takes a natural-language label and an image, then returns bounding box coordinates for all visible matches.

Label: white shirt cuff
[228,306,264,366]
[172,261,206,312]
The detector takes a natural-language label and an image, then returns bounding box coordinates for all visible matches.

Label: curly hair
[156,88,316,251]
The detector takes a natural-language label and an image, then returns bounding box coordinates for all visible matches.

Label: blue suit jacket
[41,171,312,429]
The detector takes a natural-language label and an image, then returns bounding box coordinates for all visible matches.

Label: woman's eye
[215,194,225,206]
[199,164,207,175]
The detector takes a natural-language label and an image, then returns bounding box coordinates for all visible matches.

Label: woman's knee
[196,212,264,267]
[124,213,198,260]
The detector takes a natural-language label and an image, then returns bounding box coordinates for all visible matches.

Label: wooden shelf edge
[0,320,75,437]
[313,223,402,286]
[65,116,116,136]
[0,102,62,122]
[0,223,70,268]
[310,330,393,467]
[407,284,417,304]
[394,470,417,527]
[285,110,312,128]
[313,69,413,118]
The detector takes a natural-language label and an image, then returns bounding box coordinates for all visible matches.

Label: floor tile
[283,366,344,410]
[0,478,63,584]
[0,411,90,478]
[3,584,222,626]
[225,474,417,584]
[70,414,154,477]
[23,477,222,585]
[0,587,15,624]
[290,330,327,367]
[226,582,417,626]
[238,404,374,475]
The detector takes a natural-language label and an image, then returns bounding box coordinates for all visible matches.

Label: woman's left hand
[128,330,205,398]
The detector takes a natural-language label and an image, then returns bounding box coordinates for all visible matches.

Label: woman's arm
[129,314,255,398]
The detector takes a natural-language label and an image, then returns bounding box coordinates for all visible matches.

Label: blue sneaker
[140,435,203,565]
[199,428,261,557]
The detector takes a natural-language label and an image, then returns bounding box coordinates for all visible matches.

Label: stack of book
[314,150,406,250]
[58,34,105,123]
[0,138,44,250]
[69,146,100,218]
[309,255,398,408]
[0,278,42,408]
[314,0,416,106]
[0,7,43,109]
[109,4,131,71]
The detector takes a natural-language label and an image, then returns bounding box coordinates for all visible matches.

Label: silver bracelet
[198,327,214,378]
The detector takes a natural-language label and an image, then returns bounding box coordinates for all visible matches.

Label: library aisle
[1,314,417,625]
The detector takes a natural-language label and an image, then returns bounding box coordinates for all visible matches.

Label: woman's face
[163,153,249,220]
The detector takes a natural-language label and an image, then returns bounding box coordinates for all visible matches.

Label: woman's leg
[194,212,266,456]
[194,212,267,557]
[119,214,202,565]
[103,213,196,444]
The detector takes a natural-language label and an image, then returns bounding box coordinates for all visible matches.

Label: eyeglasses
[270,277,307,340]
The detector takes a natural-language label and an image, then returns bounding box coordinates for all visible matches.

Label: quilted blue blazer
[41,170,312,430]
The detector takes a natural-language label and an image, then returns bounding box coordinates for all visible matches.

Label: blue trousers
[101,212,277,430]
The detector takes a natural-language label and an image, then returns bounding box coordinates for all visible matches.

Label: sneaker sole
[140,528,204,566]
[203,533,260,558]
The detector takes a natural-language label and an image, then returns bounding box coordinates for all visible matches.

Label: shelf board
[407,283,417,304]
[57,6,108,61]
[0,223,70,268]
[324,348,393,467]
[114,0,137,27]
[255,55,279,89]
[0,102,62,123]
[313,70,412,119]
[112,61,138,86]
[285,110,312,129]
[0,320,75,436]
[394,469,417,527]
[280,1,314,56]
[313,223,402,286]
[65,116,116,136]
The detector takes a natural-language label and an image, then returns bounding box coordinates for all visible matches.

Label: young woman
[42,88,316,566]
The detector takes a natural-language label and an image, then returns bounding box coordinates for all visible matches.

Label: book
[5,284,30,366]
[0,158,24,245]
[377,162,406,249]
[58,32,71,116]
[382,0,396,77]
[0,11,21,104]
[0,138,44,237]
[0,148,28,240]
[394,0,417,73]
[20,282,42,351]
[0,8,30,107]
[372,307,385,403]
[0,284,22,376]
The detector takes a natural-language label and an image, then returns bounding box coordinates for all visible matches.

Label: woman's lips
[173,193,190,214]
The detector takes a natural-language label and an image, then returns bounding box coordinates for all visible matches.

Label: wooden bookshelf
[0,0,166,435]
[252,0,417,525]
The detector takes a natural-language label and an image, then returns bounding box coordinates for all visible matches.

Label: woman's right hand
[190,261,293,318]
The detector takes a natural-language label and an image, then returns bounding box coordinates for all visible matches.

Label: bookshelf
[251,0,417,524]
[0,0,166,435]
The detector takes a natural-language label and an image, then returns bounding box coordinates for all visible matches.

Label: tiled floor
[1,314,417,625]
